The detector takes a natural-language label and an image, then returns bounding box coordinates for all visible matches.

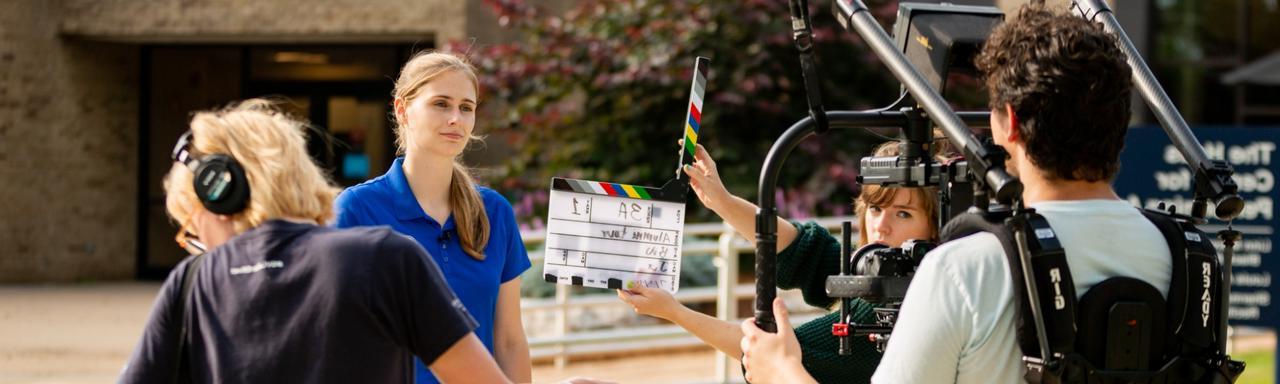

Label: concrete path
[0,283,739,384]
[0,283,1268,384]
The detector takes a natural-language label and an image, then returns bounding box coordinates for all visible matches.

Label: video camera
[817,4,1001,354]
[825,220,935,352]
[813,3,1001,353]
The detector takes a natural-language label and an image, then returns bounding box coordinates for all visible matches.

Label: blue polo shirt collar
[385,157,454,231]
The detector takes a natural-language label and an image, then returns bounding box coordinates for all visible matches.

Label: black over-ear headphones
[171,131,251,215]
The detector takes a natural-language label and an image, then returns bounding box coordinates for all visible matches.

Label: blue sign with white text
[1114,126,1278,328]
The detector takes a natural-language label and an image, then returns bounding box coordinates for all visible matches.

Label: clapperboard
[542,57,709,293]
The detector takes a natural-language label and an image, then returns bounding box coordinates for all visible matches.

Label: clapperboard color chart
[542,57,709,294]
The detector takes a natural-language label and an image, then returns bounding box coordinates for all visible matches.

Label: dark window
[139,44,424,278]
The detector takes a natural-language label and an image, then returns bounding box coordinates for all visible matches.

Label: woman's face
[398,70,477,159]
[863,189,934,247]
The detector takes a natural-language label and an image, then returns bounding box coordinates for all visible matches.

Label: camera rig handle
[753,110,989,332]
[837,221,853,355]
[1072,0,1243,222]
[754,0,1019,333]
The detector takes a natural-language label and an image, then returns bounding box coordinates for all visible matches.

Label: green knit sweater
[777,220,882,384]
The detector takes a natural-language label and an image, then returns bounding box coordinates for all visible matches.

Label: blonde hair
[392,51,489,260]
[854,142,943,246]
[164,99,341,234]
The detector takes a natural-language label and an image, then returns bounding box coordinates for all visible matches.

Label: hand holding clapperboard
[541,57,710,294]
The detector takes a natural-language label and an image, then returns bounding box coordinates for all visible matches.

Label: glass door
[139,44,418,278]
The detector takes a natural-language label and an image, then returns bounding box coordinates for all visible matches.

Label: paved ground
[0,283,740,384]
[0,283,157,383]
[0,282,1268,384]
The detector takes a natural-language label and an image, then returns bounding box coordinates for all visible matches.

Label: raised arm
[682,142,798,250]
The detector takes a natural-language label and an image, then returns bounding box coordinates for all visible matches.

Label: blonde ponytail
[450,162,490,260]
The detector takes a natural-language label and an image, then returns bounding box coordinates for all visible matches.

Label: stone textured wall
[1,1,140,282]
[0,0,467,282]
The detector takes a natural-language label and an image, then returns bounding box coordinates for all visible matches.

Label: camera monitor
[892,3,1003,110]
[857,3,1004,228]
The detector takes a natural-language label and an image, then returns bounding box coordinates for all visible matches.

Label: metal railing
[520,215,856,383]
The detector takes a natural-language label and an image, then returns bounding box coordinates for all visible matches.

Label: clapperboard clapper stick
[541,57,710,294]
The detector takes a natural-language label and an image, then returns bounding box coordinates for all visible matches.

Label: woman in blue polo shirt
[334,52,532,384]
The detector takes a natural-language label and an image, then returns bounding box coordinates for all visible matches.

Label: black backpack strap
[1138,209,1218,352]
[1175,220,1219,351]
[1014,212,1079,358]
[173,255,202,384]
[940,210,1078,361]
[1138,209,1188,354]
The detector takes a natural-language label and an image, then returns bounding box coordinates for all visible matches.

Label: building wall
[0,0,468,282]
[0,1,140,282]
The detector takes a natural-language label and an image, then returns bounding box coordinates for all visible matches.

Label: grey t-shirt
[120,220,477,383]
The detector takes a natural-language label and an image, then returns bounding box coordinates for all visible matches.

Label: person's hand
[616,284,681,321]
[740,298,812,384]
[678,140,732,213]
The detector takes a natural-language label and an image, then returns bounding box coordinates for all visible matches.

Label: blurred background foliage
[453,0,908,228]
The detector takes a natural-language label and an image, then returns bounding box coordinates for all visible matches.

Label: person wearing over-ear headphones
[119,99,513,384]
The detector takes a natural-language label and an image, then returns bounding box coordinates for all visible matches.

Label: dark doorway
[138,44,421,279]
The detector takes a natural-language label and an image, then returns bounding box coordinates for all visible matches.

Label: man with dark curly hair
[738,2,1170,383]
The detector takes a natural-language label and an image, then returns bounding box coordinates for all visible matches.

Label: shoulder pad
[940,208,1013,243]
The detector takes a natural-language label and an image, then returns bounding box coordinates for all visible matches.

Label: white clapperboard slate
[542,57,709,294]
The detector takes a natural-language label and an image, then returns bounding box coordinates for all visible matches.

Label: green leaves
[464,0,900,226]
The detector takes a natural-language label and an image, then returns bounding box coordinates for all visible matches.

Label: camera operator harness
[759,0,1249,383]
